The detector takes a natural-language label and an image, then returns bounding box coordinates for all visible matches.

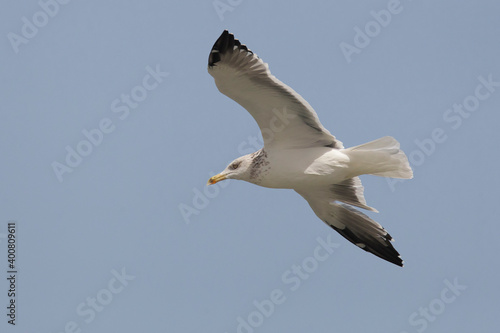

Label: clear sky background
[1,1,499,332]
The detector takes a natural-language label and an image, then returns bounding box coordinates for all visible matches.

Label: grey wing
[296,178,403,267]
[207,30,343,150]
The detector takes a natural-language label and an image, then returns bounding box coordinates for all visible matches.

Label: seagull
[207,30,413,267]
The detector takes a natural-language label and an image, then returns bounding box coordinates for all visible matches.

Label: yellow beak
[207,173,227,185]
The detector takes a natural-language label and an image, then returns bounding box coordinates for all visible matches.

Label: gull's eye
[229,161,241,170]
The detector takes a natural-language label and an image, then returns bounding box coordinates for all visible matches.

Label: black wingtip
[208,30,252,67]
[330,224,404,267]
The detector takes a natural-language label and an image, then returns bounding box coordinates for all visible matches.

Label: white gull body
[207,30,413,266]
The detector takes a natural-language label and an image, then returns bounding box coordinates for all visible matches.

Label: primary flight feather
[207,30,413,267]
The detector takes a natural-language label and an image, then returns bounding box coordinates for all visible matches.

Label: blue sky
[1,1,499,332]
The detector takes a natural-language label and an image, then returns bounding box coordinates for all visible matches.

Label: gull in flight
[207,30,413,266]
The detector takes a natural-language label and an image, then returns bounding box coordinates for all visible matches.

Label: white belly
[253,147,352,189]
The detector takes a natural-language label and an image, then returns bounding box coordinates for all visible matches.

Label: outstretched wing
[295,178,403,266]
[208,30,342,150]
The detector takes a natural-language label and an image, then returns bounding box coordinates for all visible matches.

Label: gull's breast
[252,147,351,189]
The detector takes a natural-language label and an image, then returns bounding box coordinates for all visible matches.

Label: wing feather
[208,30,342,149]
[295,182,403,267]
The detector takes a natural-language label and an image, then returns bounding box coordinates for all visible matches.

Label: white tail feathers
[345,136,413,179]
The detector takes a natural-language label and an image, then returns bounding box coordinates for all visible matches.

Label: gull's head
[207,155,253,185]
